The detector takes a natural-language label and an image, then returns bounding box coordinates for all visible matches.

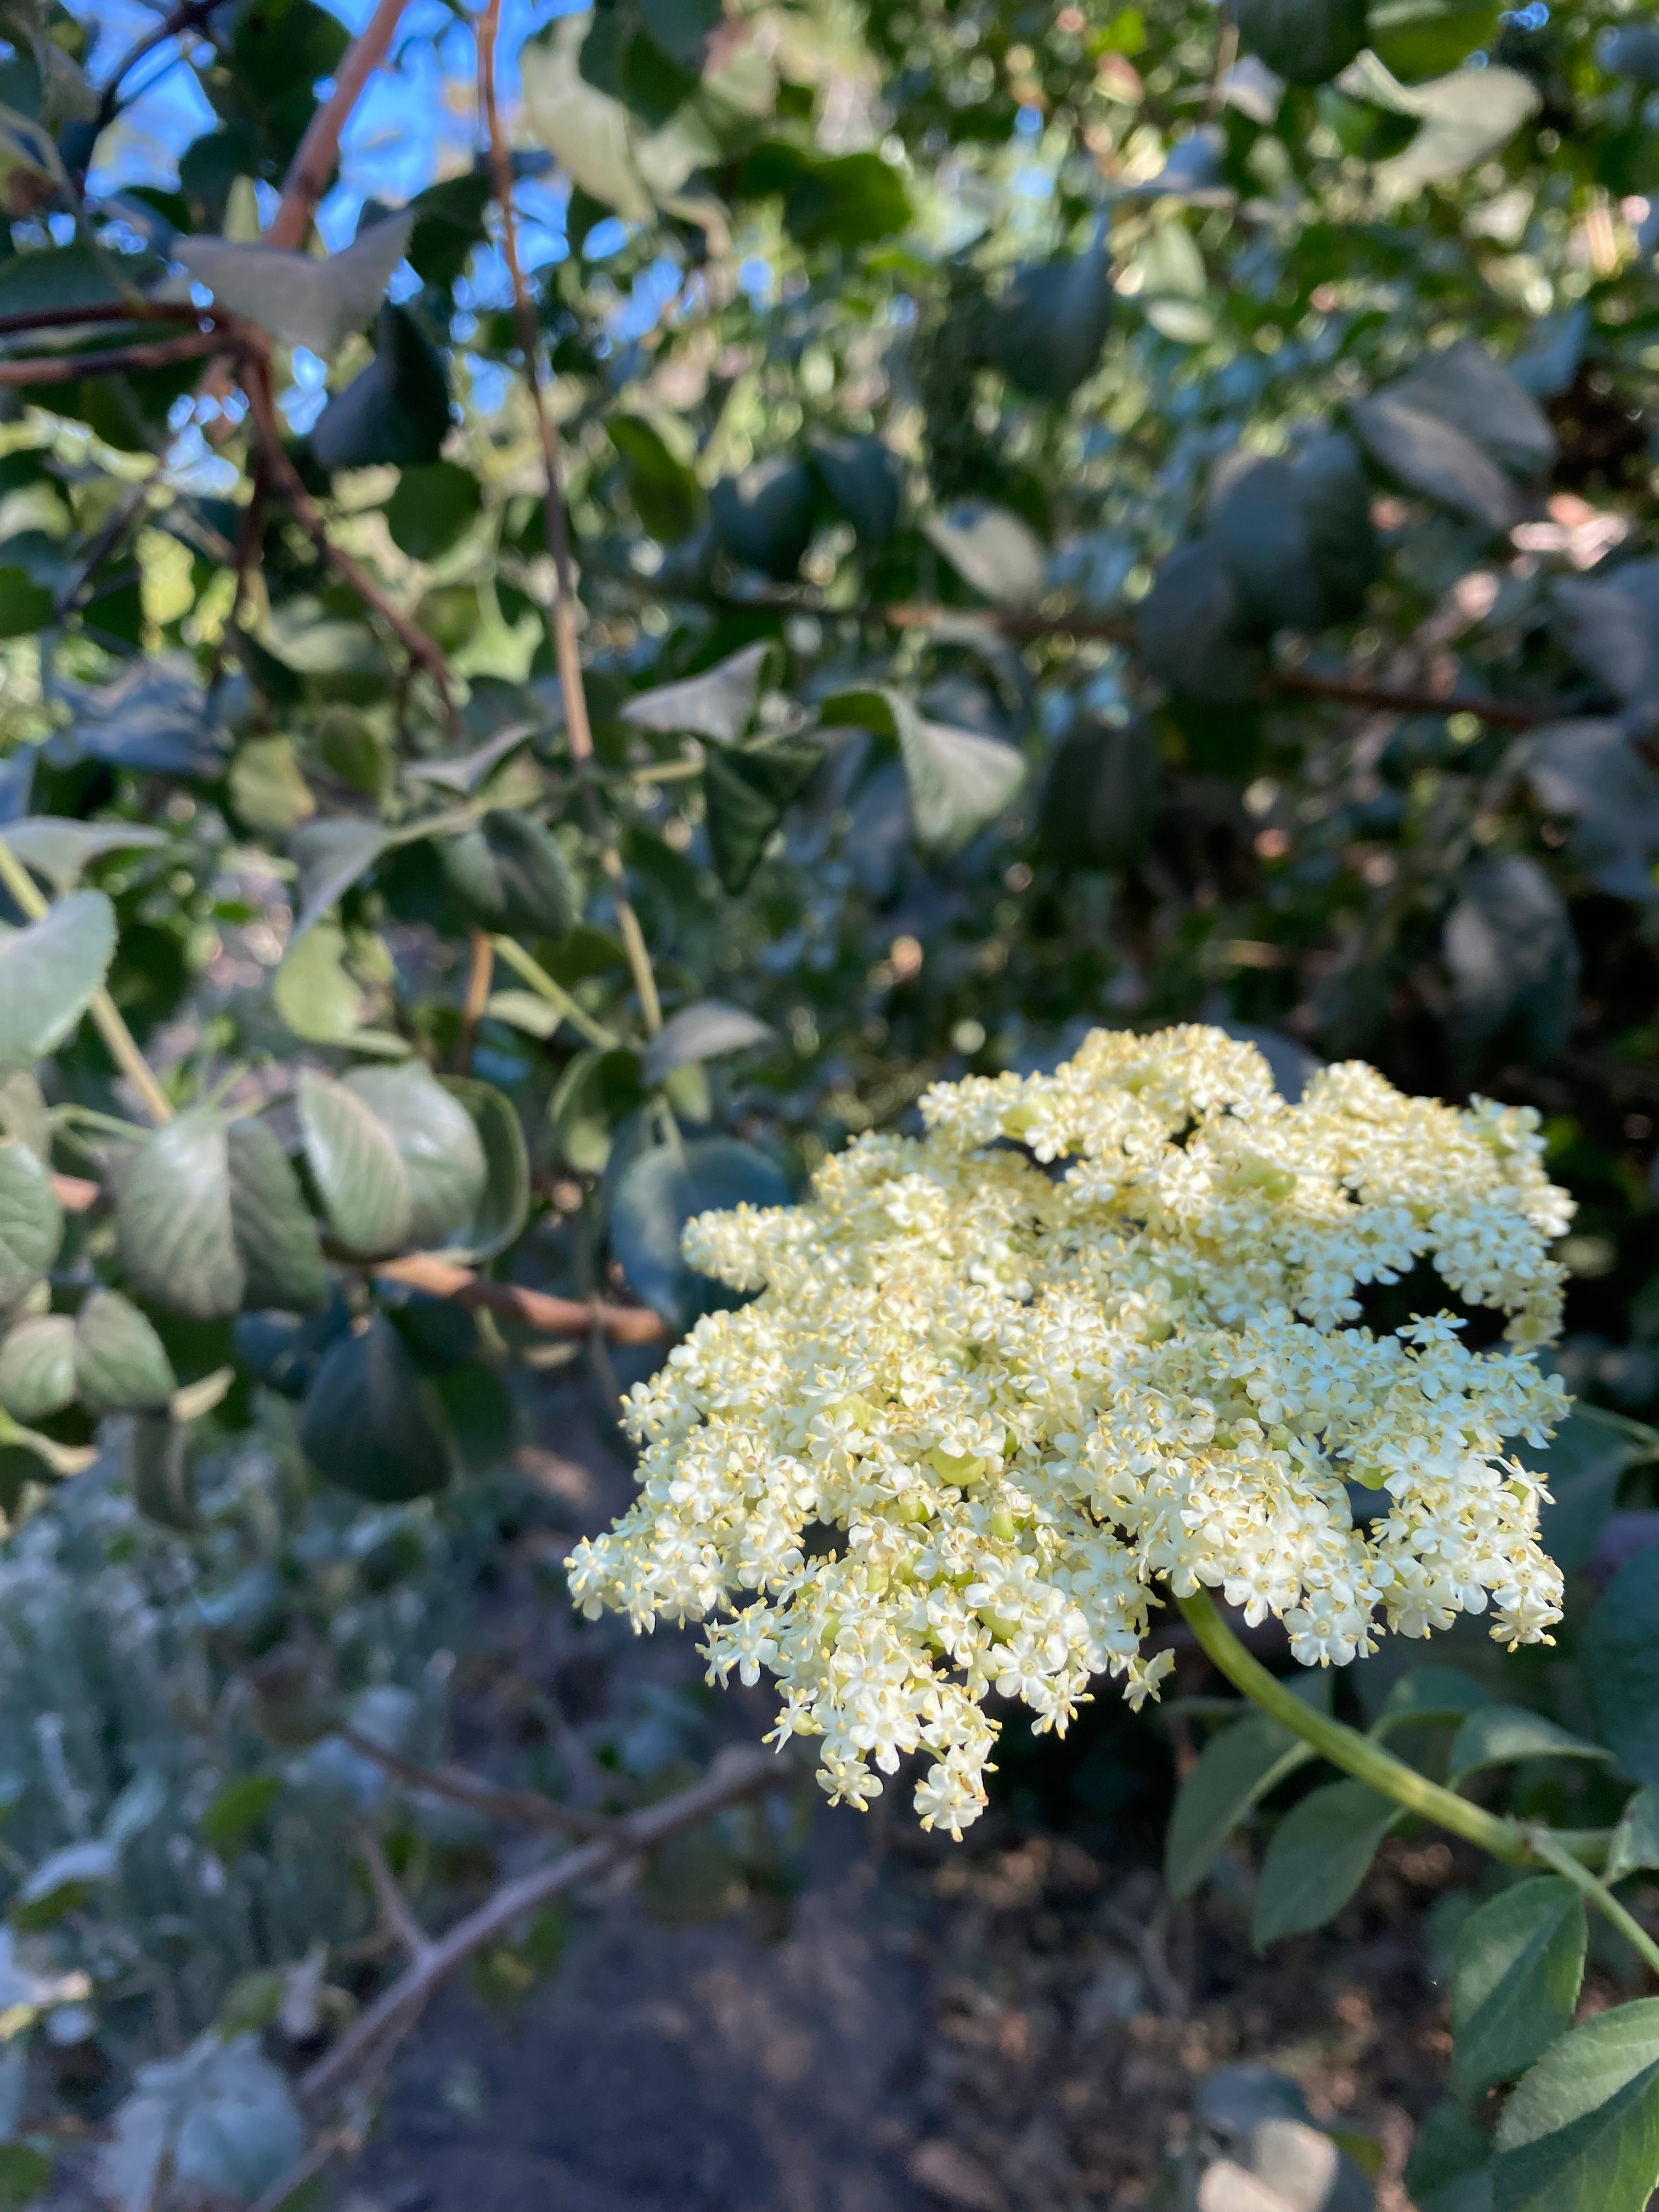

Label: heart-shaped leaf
[0,888,116,1071]
[175,211,413,357]
[298,1315,454,1501]
[0,818,165,892]
[73,1289,177,1413]
[0,1139,61,1308]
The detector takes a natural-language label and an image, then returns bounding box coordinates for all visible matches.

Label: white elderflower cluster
[567,1027,1574,1837]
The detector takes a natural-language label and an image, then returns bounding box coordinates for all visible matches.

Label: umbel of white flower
[568,1027,1574,1838]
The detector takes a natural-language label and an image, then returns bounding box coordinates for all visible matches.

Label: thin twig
[0,300,202,340]
[338,1725,616,1843]
[456,927,492,1074]
[0,837,174,1125]
[300,1744,777,2114]
[239,347,457,723]
[477,0,663,1038]
[357,1828,435,1962]
[0,329,221,387]
[373,1252,668,1344]
[489,932,624,1052]
[265,0,412,250]
[53,474,157,621]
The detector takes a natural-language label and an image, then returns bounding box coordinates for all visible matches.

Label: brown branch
[300,1744,777,2114]
[337,1725,616,1843]
[0,329,220,386]
[878,601,1555,730]
[267,0,411,250]
[357,1827,435,1962]
[477,0,663,1038]
[456,927,492,1074]
[239,346,457,723]
[0,300,202,341]
[374,1252,668,1344]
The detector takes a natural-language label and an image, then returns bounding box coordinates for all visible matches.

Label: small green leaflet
[0,1141,60,1307]
[1447,1706,1612,1789]
[1164,1690,1327,1899]
[818,686,1024,856]
[1450,1878,1585,2109]
[298,1316,454,1502]
[0,888,116,1071]
[1493,1999,1659,2212]
[1252,1780,1402,1947]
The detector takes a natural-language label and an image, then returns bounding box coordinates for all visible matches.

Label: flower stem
[1176,1588,1530,1864]
[490,935,623,1053]
[0,836,174,1126]
[1527,1824,1659,1978]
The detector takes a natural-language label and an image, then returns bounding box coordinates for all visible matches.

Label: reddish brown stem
[0,329,220,386]
[239,348,456,724]
[267,0,412,249]
[374,1252,667,1344]
[336,1726,615,1843]
[0,300,203,340]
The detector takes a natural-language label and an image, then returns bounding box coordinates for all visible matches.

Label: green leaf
[621,642,770,742]
[521,12,658,225]
[1493,1999,1659,2212]
[299,1314,454,1501]
[272,918,371,1046]
[0,2142,53,2208]
[1371,1665,1495,1739]
[819,685,1024,855]
[225,1118,329,1313]
[199,1773,283,1855]
[296,1069,412,1257]
[1251,1780,1402,1946]
[1291,431,1382,623]
[1235,0,1367,83]
[288,817,391,940]
[0,1140,60,1308]
[55,656,229,780]
[73,1289,177,1413]
[1038,717,1159,874]
[228,736,315,837]
[0,566,50,642]
[1390,338,1555,482]
[1587,1554,1659,1786]
[123,1412,196,1531]
[298,1064,486,1258]
[0,817,165,892]
[438,813,579,937]
[610,1135,789,1333]
[1368,0,1501,84]
[0,1313,74,1421]
[1353,58,1542,198]
[644,1001,776,1086]
[782,149,911,249]
[1350,391,1522,533]
[1206,451,1323,634]
[988,232,1115,402]
[1608,1787,1659,1884]
[309,304,452,472]
[0,888,116,1071]
[710,459,815,580]
[1447,1706,1614,1788]
[1443,855,1579,1061]
[0,1072,49,1163]
[1408,2100,1494,2212]
[439,1078,530,1261]
[175,212,412,357]
[703,741,821,893]
[1451,1878,1587,2108]
[1535,1405,1649,1577]
[1164,1705,1320,1899]
[609,413,703,543]
[1136,541,1263,707]
[384,459,482,561]
[98,2034,306,2212]
[810,436,902,551]
[116,1110,242,1322]
[923,502,1047,607]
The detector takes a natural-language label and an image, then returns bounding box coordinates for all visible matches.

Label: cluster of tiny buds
[567,1026,1573,1837]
